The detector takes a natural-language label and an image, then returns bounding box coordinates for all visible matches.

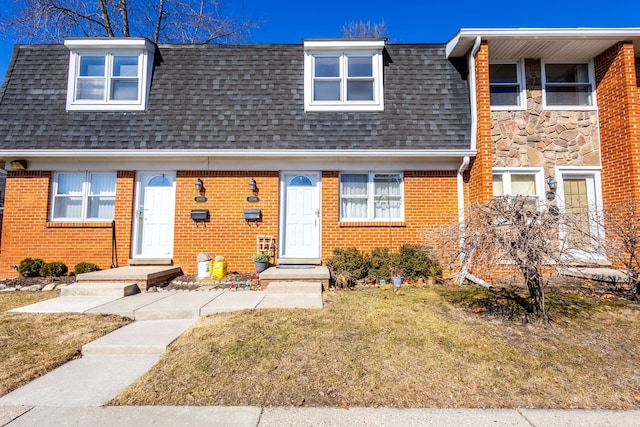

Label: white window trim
[65,38,155,112]
[492,167,545,203]
[339,172,404,222]
[50,171,116,222]
[554,166,605,260]
[490,59,526,111]
[541,60,597,111]
[304,40,384,112]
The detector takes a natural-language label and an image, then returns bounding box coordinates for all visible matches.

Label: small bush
[327,245,442,282]
[395,244,442,280]
[40,262,68,278]
[326,248,368,280]
[367,247,393,280]
[18,258,45,277]
[73,262,101,275]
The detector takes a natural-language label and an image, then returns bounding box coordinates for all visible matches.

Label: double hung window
[489,61,525,109]
[51,172,116,221]
[76,53,140,102]
[543,62,594,108]
[65,39,154,111]
[304,40,384,111]
[492,169,543,212]
[340,173,403,221]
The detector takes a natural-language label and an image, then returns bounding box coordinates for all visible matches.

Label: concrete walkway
[10,283,323,319]
[2,285,639,426]
[2,405,639,426]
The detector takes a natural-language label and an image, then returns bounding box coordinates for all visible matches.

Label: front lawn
[0,291,131,396]
[112,285,640,409]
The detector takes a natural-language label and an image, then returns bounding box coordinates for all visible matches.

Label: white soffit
[446,28,640,59]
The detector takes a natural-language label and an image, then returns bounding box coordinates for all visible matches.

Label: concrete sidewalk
[2,285,639,426]
[11,283,323,320]
[1,405,639,426]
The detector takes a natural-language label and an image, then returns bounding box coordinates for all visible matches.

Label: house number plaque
[246,196,260,203]
[194,196,208,203]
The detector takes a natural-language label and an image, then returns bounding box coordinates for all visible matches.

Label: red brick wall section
[468,41,493,204]
[321,171,459,258]
[172,171,280,274]
[0,171,127,277]
[113,171,135,268]
[595,42,640,207]
[1,169,461,277]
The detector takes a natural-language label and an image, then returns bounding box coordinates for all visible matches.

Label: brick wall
[0,168,461,277]
[595,42,640,207]
[172,171,280,274]
[0,171,131,277]
[321,171,459,257]
[468,42,493,204]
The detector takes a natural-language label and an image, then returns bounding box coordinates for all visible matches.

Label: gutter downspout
[456,36,482,286]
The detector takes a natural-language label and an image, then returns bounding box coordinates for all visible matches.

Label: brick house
[447,28,640,265]
[0,29,638,277]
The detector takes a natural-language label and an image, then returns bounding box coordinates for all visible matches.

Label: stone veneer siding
[492,59,601,176]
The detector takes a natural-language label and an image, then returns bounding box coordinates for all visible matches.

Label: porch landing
[76,266,183,292]
[259,266,330,290]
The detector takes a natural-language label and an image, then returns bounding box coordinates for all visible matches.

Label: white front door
[281,172,321,259]
[133,172,176,259]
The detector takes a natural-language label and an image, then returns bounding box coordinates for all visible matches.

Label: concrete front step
[266,282,322,294]
[61,282,140,297]
[128,258,173,266]
[82,319,196,355]
[76,266,183,291]
[260,266,330,289]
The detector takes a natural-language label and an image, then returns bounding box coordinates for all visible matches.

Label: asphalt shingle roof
[0,43,471,151]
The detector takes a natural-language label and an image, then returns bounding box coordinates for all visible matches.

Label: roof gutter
[0,149,477,159]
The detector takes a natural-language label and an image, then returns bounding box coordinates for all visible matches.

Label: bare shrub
[432,196,584,322]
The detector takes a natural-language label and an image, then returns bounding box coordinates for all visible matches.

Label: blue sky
[1,0,640,80]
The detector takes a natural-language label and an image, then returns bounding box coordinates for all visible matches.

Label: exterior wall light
[546,176,558,201]
[195,178,204,193]
[249,178,257,193]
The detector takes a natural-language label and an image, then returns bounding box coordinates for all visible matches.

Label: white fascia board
[0,149,476,159]
[303,39,386,50]
[446,27,640,57]
[64,37,156,52]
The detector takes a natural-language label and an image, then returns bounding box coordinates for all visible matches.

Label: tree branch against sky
[341,20,390,39]
[1,0,258,44]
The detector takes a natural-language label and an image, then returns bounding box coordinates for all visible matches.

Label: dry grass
[113,286,640,409]
[0,289,60,312]
[0,292,131,396]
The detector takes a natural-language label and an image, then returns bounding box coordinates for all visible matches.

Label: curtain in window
[374,174,401,220]
[340,174,368,219]
[510,174,536,196]
[492,175,504,196]
[54,173,84,219]
[87,173,116,219]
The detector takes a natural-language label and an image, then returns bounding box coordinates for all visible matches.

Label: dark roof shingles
[0,44,471,151]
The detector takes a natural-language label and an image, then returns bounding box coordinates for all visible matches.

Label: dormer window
[304,39,385,112]
[65,38,155,112]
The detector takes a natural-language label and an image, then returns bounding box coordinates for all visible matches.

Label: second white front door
[281,172,321,259]
[133,172,176,259]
